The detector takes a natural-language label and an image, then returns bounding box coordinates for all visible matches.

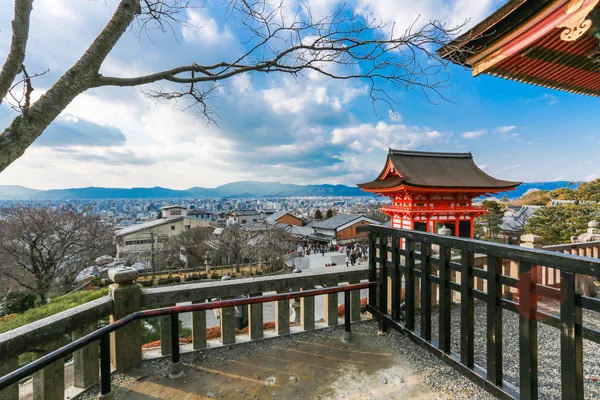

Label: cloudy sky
[0,0,599,190]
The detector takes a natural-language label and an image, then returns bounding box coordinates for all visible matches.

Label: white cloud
[462,129,486,139]
[495,125,517,133]
[356,0,501,36]
[182,9,234,45]
[330,121,450,152]
[261,75,366,115]
[543,93,558,105]
[504,164,521,171]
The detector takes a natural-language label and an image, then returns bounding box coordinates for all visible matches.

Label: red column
[455,219,459,237]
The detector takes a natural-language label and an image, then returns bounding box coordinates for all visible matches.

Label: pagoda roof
[357,149,521,191]
[438,0,600,97]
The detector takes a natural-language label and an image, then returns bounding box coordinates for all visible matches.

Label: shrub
[210,273,221,280]
[6,290,39,314]
[0,288,109,334]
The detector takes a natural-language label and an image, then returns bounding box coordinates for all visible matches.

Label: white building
[115,205,209,261]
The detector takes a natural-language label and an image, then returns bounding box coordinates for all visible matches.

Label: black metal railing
[359,225,600,400]
[0,282,373,396]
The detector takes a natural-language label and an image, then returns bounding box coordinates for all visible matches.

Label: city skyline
[0,0,598,190]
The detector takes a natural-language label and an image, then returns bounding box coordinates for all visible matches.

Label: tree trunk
[0,0,140,173]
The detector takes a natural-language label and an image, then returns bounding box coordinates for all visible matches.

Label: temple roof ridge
[388,149,473,158]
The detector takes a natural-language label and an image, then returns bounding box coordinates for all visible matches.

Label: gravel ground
[424,302,600,399]
[76,321,494,400]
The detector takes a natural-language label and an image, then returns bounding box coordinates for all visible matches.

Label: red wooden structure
[438,0,600,96]
[357,150,520,238]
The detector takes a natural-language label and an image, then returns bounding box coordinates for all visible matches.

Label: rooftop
[358,149,521,191]
[115,216,184,237]
[187,209,214,215]
[438,0,600,97]
[228,209,262,216]
[309,214,375,230]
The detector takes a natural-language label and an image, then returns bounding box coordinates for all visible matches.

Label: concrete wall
[116,218,209,258]
[277,214,304,226]
[337,221,371,243]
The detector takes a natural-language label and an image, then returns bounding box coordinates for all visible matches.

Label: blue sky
[0,0,598,190]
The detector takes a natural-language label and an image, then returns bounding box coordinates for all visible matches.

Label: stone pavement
[78,322,494,400]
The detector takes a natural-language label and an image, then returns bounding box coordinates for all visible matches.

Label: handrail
[0,281,374,392]
[382,205,487,212]
[543,240,600,251]
[358,225,600,276]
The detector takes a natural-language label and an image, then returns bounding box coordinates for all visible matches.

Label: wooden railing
[538,241,600,288]
[381,205,487,213]
[0,266,368,399]
[359,225,600,400]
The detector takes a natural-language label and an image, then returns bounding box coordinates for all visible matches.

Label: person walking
[346,256,350,267]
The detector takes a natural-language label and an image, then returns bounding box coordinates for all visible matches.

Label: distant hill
[0,180,581,201]
[507,181,580,199]
[0,181,368,200]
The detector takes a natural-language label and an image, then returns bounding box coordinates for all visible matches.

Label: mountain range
[0,180,580,201]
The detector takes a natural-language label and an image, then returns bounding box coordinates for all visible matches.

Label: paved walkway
[78,322,494,400]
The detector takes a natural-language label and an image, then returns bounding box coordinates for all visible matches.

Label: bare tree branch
[94,3,465,114]
[0,0,33,106]
[0,0,471,175]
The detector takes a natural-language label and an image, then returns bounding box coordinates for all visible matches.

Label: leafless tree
[216,224,252,272]
[0,205,115,303]
[0,0,465,173]
[247,222,296,270]
[163,226,213,269]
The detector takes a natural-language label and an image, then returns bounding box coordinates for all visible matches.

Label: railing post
[220,298,236,345]
[391,236,402,321]
[72,324,99,389]
[404,239,415,330]
[192,300,207,350]
[108,267,142,371]
[486,256,503,385]
[169,312,183,378]
[324,292,339,327]
[420,242,432,341]
[343,289,352,344]
[33,344,64,400]
[518,262,538,400]
[460,250,474,368]
[560,271,583,400]
[160,304,175,356]
[276,295,290,335]
[100,333,111,399]
[439,245,452,353]
[300,288,315,331]
[248,293,264,340]
[0,357,18,400]
[378,234,389,334]
[368,232,377,309]
[350,280,361,323]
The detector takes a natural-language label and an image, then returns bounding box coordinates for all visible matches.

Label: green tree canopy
[314,209,323,220]
[524,204,600,245]
[548,187,576,200]
[325,209,334,219]
[575,178,600,202]
[475,200,506,240]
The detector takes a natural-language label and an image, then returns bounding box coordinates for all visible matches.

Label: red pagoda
[357,150,521,238]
